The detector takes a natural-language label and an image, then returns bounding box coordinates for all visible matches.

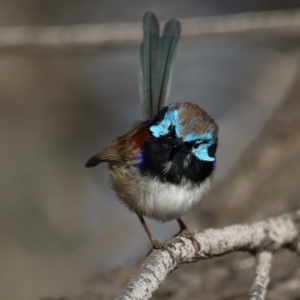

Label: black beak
[169,137,184,160]
[172,137,184,148]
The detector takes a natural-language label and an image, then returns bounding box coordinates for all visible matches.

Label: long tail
[139,12,181,120]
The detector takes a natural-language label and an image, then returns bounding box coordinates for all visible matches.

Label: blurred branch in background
[0,9,300,52]
[2,5,299,300]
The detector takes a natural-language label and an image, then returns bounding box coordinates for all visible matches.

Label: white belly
[138,178,211,222]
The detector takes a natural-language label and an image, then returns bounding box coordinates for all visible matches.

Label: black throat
[139,135,215,185]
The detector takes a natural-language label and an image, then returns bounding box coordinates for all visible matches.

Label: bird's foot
[147,238,176,262]
[176,228,201,253]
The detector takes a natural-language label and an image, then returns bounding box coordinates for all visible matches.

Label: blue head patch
[150,109,182,137]
[150,107,217,162]
[190,131,216,162]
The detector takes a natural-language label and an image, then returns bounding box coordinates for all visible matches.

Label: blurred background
[1,1,300,300]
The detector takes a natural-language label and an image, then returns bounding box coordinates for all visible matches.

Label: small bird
[86,12,218,251]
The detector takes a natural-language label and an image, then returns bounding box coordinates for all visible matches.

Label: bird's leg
[176,217,189,234]
[137,214,163,248]
[175,218,201,252]
[137,214,175,258]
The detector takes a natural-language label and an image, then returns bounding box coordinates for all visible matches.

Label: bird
[86,12,218,251]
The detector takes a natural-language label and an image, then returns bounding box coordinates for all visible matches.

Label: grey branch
[248,251,273,300]
[114,210,300,300]
[1,9,300,52]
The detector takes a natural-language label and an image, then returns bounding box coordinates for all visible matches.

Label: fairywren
[86,12,218,250]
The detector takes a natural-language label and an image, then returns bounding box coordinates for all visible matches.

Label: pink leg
[137,214,164,248]
[175,218,201,251]
[137,214,176,260]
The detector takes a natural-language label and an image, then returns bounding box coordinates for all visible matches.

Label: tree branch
[248,251,272,300]
[114,210,300,300]
[0,9,300,52]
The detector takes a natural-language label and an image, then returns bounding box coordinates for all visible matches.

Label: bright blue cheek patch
[193,144,215,162]
[185,131,215,161]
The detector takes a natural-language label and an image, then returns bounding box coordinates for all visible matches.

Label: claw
[137,214,177,261]
[149,238,176,262]
[175,219,201,253]
[178,228,201,253]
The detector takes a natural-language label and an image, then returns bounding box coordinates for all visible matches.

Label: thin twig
[114,210,300,300]
[248,251,273,300]
[0,9,300,52]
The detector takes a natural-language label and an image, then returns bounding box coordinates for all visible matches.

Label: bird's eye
[193,141,202,149]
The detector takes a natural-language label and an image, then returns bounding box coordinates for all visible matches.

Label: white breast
[138,178,211,222]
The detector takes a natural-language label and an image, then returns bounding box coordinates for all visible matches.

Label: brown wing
[85,122,150,168]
